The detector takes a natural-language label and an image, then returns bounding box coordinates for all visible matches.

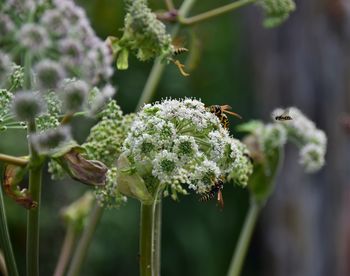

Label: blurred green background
[2,0,350,275]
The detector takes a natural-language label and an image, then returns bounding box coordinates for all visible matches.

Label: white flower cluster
[122,98,252,200]
[253,122,288,155]
[272,107,327,172]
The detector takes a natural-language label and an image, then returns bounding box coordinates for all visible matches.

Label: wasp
[173,47,188,56]
[275,108,292,121]
[209,105,242,129]
[199,179,224,209]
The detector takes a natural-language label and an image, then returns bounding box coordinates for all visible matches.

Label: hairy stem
[66,204,103,276]
[227,201,261,276]
[136,0,197,110]
[139,203,154,276]
[0,184,19,276]
[26,120,43,276]
[0,154,28,167]
[179,0,256,25]
[54,225,77,276]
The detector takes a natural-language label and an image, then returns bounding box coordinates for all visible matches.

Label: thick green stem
[139,203,154,276]
[136,0,197,110]
[153,199,162,276]
[66,204,103,276]
[26,120,43,276]
[227,202,261,276]
[54,225,77,276]
[0,154,28,167]
[179,0,256,25]
[0,183,19,276]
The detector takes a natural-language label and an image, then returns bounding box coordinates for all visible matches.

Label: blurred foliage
[0,0,263,275]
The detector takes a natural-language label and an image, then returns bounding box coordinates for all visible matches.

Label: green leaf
[116,49,129,70]
[248,147,283,204]
[116,154,153,204]
[236,120,263,134]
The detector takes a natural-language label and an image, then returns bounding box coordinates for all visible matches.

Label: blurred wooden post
[243,0,350,275]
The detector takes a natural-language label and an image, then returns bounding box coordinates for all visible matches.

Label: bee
[173,47,188,56]
[199,179,224,209]
[275,108,292,121]
[209,105,242,129]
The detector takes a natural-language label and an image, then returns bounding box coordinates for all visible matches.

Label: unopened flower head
[1,0,114,88]
[12,91,46,122]
[18,23,50,54]
[34,59,65,91]
[120,98,252,201]
[0,14,15,39]
[61,80,89,113]
[258,0,296,28]
[31,126,72,155]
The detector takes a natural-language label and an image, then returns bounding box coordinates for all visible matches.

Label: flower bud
[12,91,46,122]
[34,59,65,91]
[53,146,108,186]
[18,23,50,54]
[61,191,94,232]
[61,80,88,113]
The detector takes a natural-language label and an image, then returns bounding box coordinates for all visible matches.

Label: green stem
[0,183,19,276]
[66,204,103,276]
[165,0,175,10]
[26,120,43,276]
[179,0,256,25]
[153,199,162,276]
[0,154,28,167]
[139,203,154,276]
[54,225,77,276]
[23,52,32,90]
[227,201,261,276]
[135,0,197,110]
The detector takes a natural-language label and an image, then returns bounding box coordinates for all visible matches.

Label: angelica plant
[227,107,327,276]
[0,0,301,276]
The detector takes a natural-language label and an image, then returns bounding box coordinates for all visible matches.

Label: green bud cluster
[83,100,135,167]
[110,0,174,69]
[258,0,296,28]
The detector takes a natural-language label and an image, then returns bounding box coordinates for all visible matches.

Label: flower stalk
[26,120,44,276]
[178,0,256,25]
[54,224,77,276]
[227,201,261,276]
[139,203,154,276]
[0,154,28,167]
[66,204,104,276]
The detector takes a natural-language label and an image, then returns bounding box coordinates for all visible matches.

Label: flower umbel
[117,98,252,203]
